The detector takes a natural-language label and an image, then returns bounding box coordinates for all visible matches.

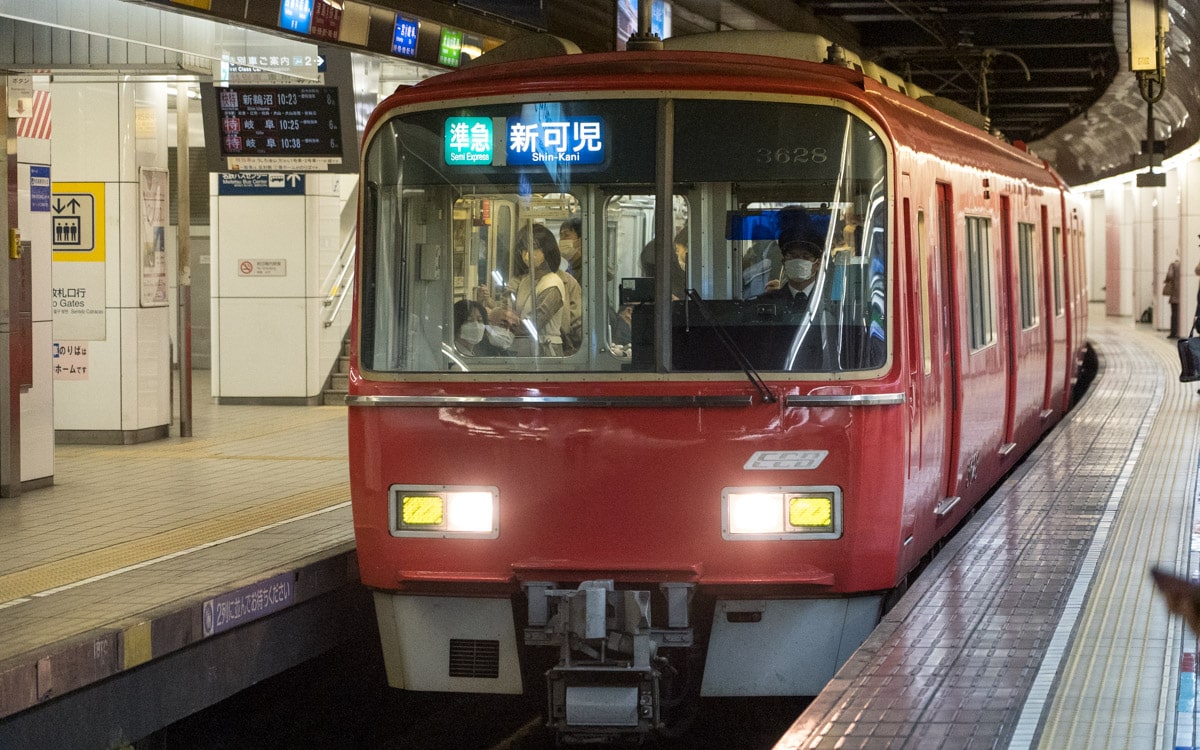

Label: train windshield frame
[358,93,891,377]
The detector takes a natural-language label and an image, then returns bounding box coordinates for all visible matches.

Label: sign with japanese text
[444,117,493,165]
[53,342,89,381]
[216,85,343,169]
[309,0,342,42]
[278,0,314,34]
[392,14,419,58]
[438,28,464,67]
[217,172,305,195]
[506,116,606,166]
[203,573,296,637]
[238,259,288,277]
[51,268,105,340]
[29,165,49,212]
[51,181,106,340]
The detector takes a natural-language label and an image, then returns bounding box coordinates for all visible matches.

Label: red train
[348,29,1089,743]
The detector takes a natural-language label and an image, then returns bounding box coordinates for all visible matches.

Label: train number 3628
[755,146,829,164]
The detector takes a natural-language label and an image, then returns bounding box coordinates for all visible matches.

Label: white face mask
[485,325,514,349]
[559,238,581,261]
[784,258,816,281]
[459,321,485,345]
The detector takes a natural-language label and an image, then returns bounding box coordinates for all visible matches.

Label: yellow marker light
[788,495,833,530]
[446,491,494,533]
[727,492,785,534]
[723,486,842,540]
[402,495,444,526]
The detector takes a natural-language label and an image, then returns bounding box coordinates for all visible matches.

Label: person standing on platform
[1164,256,1180,338]
[1194,243,1200,333]
[1192,241,1200,394]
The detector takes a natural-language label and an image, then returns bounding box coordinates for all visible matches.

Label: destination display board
[213,84,345,171]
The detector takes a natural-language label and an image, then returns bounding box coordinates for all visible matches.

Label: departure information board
[215,85,345,171]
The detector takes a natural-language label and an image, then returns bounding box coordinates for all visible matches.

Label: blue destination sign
[218,172,306,195]
[202,572,296,637]
[278,0,314,34]
[392,14,419,58]
[506,116,605,166]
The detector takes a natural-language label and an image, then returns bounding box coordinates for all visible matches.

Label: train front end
[350,51,903,742]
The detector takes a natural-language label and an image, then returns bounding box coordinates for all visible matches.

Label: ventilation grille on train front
[448,639,500,678]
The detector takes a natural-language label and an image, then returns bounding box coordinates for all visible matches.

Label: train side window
[917,210,932,375]
[1051,227,1064,317]
[965,216,996,351]
[1017,221,1039,330]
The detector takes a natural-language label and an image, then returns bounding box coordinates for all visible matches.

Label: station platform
[3,312,1197,750]
[0,374,364,749]
[777,310,1200,749]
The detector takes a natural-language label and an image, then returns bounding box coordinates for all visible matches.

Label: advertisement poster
[139,168,170,307]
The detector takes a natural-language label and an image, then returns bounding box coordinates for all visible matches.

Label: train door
[1040,206,1057,414]
[934,182,962,510]
[1062,211,1084,410]
[999,195,1017,452]
[903,188,951,568]
[450,196,519,300]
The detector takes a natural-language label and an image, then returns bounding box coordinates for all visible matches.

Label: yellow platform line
[0,482,350,605]
[56,411,347,459]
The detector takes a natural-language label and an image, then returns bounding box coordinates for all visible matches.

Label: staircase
[322,336,350,406]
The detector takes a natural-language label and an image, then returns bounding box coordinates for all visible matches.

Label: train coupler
[545,663,660,742]
[522,580,693,742]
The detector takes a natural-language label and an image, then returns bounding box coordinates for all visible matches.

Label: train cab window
[358,95,890,377]
[664,199,887,373]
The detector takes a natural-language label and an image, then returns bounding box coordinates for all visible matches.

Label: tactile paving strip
[0,483,349,604]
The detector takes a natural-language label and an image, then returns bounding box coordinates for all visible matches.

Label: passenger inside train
[359,98,889,376]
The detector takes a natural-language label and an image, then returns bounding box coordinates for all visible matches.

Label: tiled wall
[210,173,353,400]
[50,77,171,436]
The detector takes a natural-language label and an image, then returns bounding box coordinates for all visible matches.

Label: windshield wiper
[684,289,777,404]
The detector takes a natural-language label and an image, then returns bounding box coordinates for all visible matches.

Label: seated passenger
[453,299,512,356]
[610,303,633,346]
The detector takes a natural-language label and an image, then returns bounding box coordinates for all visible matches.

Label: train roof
[370,31,1065,189]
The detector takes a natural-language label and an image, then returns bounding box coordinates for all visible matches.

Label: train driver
[756,207,825,311]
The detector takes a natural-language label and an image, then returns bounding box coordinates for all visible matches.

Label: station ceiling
[626,0,1114,148]
[101,0,1195,186]
[537,0,1199,185]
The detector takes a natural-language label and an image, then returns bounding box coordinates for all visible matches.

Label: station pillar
[49,75,171,444]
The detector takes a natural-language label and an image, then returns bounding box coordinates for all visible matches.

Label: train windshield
[359,97,889,376]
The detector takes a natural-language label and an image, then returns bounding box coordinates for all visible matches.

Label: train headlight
[723,486,841,540]
[390,485,499,539]
[727,493,786,534]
